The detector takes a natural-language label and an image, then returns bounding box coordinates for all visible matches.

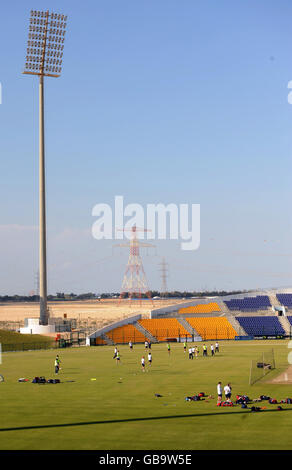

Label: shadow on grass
[1,408,292,433]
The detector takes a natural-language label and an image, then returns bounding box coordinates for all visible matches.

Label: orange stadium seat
[95,337,107,345]
[106,324,147,344]
[139,318,192,341]
[179,302,221,314]
[186,317,236,340]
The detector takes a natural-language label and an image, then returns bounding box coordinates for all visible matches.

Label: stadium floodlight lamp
[23,9,67,78]
[22,10,68,327]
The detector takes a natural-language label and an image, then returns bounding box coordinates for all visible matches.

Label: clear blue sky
[0,0,292,294]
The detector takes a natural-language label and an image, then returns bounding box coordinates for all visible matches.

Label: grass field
[1,340,292,450]
[0,329,54,345]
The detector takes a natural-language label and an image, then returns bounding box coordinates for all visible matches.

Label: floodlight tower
[23,10,67,326]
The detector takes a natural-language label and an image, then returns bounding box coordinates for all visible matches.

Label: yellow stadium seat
[186,317,236,340]
[139,318,191,341]
[106,324,147,344]
[179,302,221,314]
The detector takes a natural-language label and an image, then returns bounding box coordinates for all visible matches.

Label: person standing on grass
[215,342,219,353]
[116,350,121,364]
[210,344,215,356]
[194,345,198,358]
[217,381,222,404]
[148,341,151,350]
[183,341,187,353]
[54,356,59,374]
[224,383,232,402]
[167,343,171,355]
[148,352,152,366]
[188,346,193,360]
[145,341,149,350]
[113,346,118,359]
[129,341,133,351]
[203,344,207,357]
[56,355,61,367]
[141,356,145,372]
[116,350,121,365]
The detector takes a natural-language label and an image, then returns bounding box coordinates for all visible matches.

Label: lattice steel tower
[159,257,168,297]
[116,226,155,305]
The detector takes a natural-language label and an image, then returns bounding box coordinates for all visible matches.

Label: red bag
[269,398,277,404]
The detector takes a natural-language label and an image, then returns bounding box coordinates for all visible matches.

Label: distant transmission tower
[159,257,169,297]
[115,226,155,306]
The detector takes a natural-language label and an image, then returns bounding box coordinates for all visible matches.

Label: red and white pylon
[115,225,155,306]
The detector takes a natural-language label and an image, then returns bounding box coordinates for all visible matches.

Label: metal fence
[237,326,289,339]
[1,341,58,352]
[94,325,292,346]
[94,327,238,345]
[196,328,236,341]
[104,329,193,345]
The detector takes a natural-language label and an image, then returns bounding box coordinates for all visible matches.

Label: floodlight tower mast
[23,10,67,325]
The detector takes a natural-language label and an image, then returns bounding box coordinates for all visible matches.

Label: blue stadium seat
[236,316,285,336]
[276,294,292,308]
[224,296,271,312]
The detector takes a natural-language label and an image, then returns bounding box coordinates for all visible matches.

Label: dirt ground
[0,298,184,324]
[269,365,292,384]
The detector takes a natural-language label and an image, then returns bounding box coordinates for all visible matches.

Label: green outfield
[0,340,292,450]
[0,329,54,345]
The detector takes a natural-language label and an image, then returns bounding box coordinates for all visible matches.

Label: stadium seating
[94,337,107,345]
[178,302,221,314]
[224,296,271,311]
[185,317,237,340]
[276,294,292,309]
[138,318,192,341]
[106,324,147,344]
[285,316,292,327]
[236,316,285,336]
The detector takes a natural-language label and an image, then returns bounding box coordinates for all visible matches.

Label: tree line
[0,289,246,302]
